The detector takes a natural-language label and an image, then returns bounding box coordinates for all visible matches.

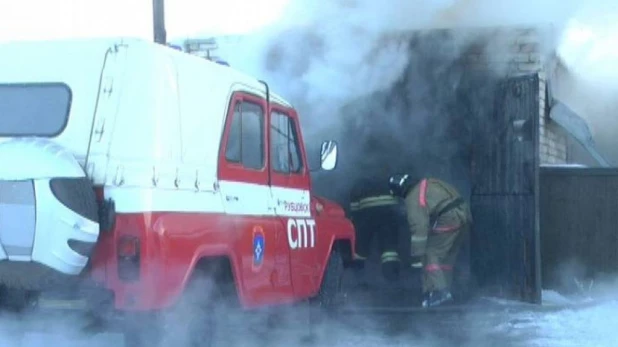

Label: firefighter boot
[421,290,454,308]
[381,251,401,282]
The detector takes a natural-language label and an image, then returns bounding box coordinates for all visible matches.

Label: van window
[270,112,303,174]
[0,83,71,137]
[225,100,264,170]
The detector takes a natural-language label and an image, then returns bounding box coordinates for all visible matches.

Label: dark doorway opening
[312,31,542,308]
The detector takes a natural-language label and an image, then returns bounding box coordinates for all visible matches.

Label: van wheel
[123,272,218,347]
[0,286,32,312]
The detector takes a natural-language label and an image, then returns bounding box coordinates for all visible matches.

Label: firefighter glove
[410,256,423,269]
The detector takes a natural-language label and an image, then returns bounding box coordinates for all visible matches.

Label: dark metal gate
[470,73,541,303]
[540,167,618,291]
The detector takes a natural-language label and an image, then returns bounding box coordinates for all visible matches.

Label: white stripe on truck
[104,181,311,217]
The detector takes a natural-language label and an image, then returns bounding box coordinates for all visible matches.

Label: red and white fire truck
[0,36,355,345]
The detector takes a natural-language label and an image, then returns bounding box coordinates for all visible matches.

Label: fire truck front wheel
[296,249,345,344]
[315,249,345,311]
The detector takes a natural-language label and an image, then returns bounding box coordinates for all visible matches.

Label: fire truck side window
[225,100,265,170]
[270,112,303,174]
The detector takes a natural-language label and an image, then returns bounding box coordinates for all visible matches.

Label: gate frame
[470,72,542,304]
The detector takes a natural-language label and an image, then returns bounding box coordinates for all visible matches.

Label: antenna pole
[153,0,167,44]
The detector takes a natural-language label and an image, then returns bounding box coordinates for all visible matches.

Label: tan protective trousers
[422,223,469,293]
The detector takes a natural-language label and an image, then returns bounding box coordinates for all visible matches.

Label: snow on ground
[1,290,618,346]
[489,298,618,347]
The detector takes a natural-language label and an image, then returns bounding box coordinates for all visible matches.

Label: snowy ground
[1,290,617,346]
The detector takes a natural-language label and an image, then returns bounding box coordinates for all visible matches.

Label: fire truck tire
[296,249,345,344]
[315,249,345,311]
[123,272,218,347]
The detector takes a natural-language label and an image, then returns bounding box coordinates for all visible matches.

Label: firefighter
[349,172,402,283]
[388,173,472,308]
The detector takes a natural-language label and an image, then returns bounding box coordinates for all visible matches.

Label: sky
[0,0,289,42]
[1,0,617,93]
[0,0,615,71]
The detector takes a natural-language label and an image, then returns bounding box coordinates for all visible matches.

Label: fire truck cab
[0,37,355,345]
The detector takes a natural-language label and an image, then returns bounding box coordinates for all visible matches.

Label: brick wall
[463,27,568,165]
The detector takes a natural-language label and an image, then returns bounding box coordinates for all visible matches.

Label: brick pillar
[510,28,567,164]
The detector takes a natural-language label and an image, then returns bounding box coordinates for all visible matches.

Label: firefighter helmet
[388,173,416,198]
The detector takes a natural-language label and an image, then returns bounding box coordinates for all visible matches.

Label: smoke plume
[552,3,618,165]
[213,0,618,202]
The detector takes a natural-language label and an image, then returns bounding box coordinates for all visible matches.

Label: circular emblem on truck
[252,226,265,271]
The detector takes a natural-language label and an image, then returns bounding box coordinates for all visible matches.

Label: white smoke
[551,2,618,164]
[212,0,618,170]
[216,0,588,120]
[557,3,618,85]
[210,0,614,200]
